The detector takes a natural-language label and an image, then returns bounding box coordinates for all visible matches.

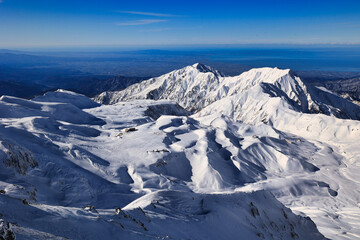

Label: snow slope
[1,63,360,239]
[0,91,327,239]
[34,89,101,109]
[197,114,360,240]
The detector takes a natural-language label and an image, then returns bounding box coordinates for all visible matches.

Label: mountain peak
[192,62,210,70]
[191,63,224,77]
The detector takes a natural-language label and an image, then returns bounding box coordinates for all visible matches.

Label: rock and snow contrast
[0,64,359,239]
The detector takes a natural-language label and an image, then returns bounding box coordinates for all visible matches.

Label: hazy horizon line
[2,43,360,52]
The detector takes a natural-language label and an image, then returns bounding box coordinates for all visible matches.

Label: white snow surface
[0,64,359,239]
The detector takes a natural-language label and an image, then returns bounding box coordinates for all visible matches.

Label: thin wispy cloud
[116,19,167,26]
[138,28,172,32]
[118,11,179,17]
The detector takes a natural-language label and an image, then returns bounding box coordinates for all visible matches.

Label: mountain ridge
[94,63,360,121]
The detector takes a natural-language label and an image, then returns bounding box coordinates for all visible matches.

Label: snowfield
[0,64,359,239]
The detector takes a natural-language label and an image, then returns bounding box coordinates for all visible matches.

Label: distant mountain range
[312,77,360,102]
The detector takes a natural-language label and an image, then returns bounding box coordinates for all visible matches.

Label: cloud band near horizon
[116,19,167,26]
[118,11,179,17]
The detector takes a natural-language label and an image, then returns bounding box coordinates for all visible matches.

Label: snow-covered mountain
[94,63,360,122]
[1,64,360,239]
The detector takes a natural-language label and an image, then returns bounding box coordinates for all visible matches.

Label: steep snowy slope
[197,114,360,240]
[0,92,327,239]
[95,63,360,120]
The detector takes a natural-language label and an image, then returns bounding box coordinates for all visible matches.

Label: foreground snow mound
[0,190,324,240]
[0,93,329,239]
[94,64,360,120]
[121,190,325,240]
[33,89,101,109]
[0,95,105,125]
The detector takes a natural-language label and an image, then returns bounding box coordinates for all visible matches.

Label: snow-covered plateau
[0,64,359,239]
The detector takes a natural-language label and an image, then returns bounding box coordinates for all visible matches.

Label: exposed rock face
[3,143,37,175]
[0,219,16,240]
[314,77,360,103]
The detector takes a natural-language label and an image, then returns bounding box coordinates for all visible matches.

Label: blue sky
[0,0,360,48]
